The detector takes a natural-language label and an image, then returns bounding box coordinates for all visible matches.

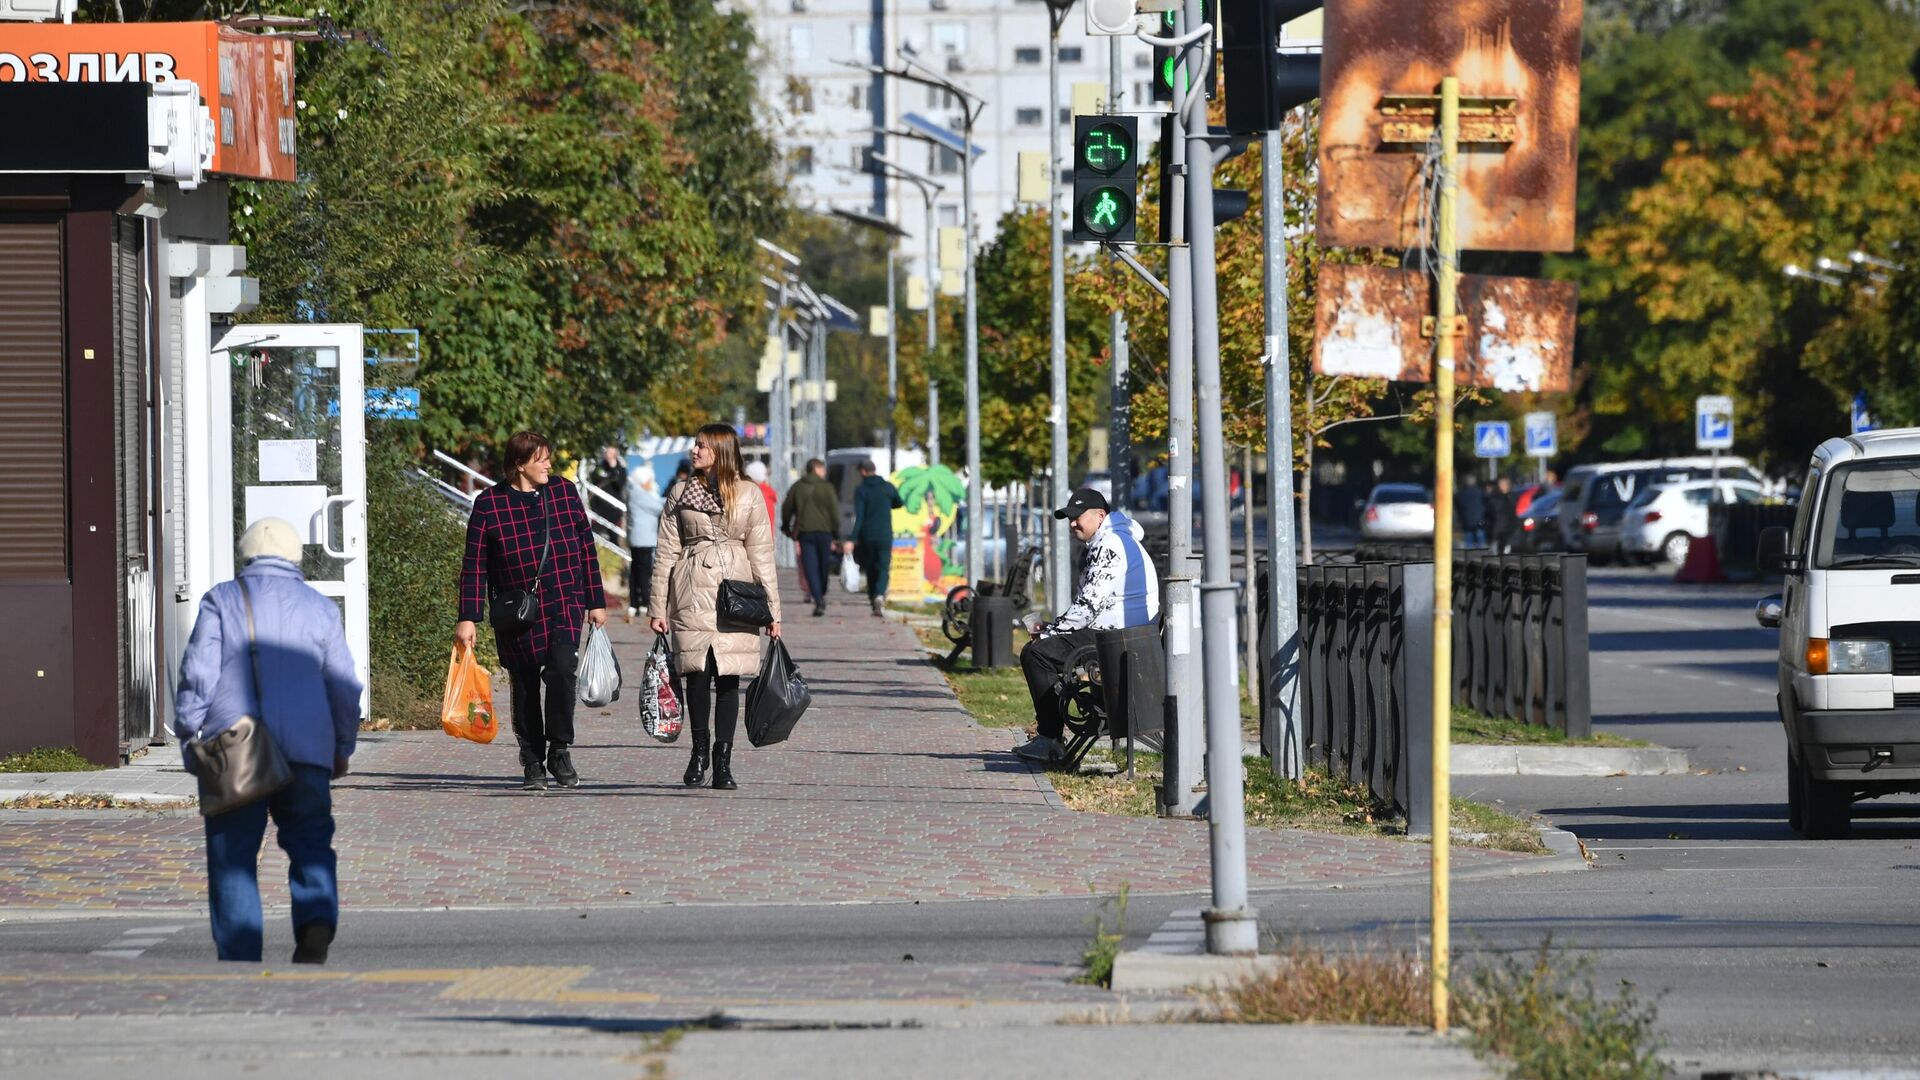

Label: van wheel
[1799,756,1852,839]
[1662,532,1691,565]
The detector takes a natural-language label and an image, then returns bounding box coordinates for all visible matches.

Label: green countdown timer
[1076,185,1135,239]
[1078,121,1134,177]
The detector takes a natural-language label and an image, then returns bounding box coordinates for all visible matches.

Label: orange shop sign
[0,22,295,182]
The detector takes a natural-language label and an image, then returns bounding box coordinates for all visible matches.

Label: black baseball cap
[1053,487,1110,520]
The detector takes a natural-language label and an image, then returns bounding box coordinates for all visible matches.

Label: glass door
[213,324,368,718]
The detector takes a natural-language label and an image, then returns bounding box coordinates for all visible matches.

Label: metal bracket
[1378,94,1518,146]
[1108,244,1170,300]
[1421,315,1469,339]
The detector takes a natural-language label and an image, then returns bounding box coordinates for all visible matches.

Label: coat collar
[239,556,306,581]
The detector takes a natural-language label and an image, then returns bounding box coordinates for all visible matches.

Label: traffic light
[1150,1,1218,104]
[1155,116,1254,243]
[1221,0,1321,134]
[1071,115,1138,243]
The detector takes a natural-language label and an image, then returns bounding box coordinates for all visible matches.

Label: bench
[1050,622,1167,772]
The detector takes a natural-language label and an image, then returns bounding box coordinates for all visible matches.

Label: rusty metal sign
[1317,0,1583,253]
[1313,265,1575,392]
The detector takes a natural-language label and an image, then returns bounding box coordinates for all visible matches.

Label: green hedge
[367,433,497,728]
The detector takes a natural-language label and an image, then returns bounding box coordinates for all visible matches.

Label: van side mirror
[1754,594,1783,629]
[1757,526,1800,573]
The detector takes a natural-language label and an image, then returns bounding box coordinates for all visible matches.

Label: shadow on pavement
[1591,628,1776,653]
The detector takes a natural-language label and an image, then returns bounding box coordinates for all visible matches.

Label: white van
[1756,430,1920,838]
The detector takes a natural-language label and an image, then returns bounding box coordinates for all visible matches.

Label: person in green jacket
[846,459,904,617]
[780,458,841,617]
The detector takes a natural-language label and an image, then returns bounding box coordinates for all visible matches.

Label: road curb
[1451,744,1690,776]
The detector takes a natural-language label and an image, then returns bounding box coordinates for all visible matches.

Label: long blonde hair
[694,423,745,500]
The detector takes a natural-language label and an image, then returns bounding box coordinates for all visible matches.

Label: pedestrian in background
[1487,475,1518,554]
[625,458,665,622]
[847,459,903,617]
[1457,475,1488,548]
[782,457,840,617]
[588,446,628,533]
[173,517,362,965]
[650,423,783,790]
[456,431,609,792]
[745,459,778,530]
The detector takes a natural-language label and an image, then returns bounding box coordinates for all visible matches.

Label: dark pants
[798,532,833,605]
[684,650,741,748]
[629,545,655,609]
[1021,629,1099,740]
[508,625,579,767]
[855,539,891,601]
[203,764,337,962]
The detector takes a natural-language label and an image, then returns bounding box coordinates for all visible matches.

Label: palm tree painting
[891,465,969,592]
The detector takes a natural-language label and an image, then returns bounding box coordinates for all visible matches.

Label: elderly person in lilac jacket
[173,517,363,965]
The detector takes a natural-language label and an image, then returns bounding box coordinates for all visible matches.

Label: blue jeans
[203,764,338,962]
[798,532,833,603]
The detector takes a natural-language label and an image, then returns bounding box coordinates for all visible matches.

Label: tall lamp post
[868,152,949,468]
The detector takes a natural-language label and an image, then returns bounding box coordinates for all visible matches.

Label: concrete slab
[1451,744,1690,776]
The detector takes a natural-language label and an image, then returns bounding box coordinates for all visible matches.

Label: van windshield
[1813,459,1920,568]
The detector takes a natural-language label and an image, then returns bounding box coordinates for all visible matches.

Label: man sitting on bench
[1012,488,1161,765]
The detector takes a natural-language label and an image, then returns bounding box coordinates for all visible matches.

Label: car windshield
[1373,487,1428,505]
[1625,485,1664,511]
[1813,459,1920,568]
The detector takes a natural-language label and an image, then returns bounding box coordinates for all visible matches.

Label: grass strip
[0,747,104,773]
[1453,706,1648,748]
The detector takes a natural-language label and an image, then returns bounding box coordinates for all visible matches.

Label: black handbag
[490,489,552,635]
[192,579,295,817]
[716,578,773,629]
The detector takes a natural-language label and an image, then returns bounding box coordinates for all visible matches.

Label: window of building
[792,147,814,176]
[788,25,812,59]
[932,22,967,55]
[1059,106,1071,125]
[1015,107,1044,126]
[784,77,814,115]
[1058,46,1083,63]
[938,204,962,226]
[1014,46,1043,65]
[931,145,962,175]
[1133,52,1152,69]
[850,83,868,110]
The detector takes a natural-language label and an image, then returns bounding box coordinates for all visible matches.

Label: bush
[0,747,104,773]
[366,433,497,729]
[1456,942,1666,1080]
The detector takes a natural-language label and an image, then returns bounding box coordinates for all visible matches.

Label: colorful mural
[887,464,968,602]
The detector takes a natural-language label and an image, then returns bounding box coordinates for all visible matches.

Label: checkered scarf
[674,475,726,517]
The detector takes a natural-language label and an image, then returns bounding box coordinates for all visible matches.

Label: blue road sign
[1853,392,1876,435]
[367,387,420,420]
[1695,395,1734,450]
[1523,412,1556,458]
[1474,421,1511,458]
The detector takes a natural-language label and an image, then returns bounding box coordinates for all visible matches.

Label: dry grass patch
[1196,938,1430,1026]
[2,794,195,811]
[0,747,103,773]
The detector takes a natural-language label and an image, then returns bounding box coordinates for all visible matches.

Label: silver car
[1360,483,1435,540]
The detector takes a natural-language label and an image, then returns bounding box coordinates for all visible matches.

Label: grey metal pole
[887,246,898,475]
[1262,125,1301,781]
[1162,7,1203,820]
[964,113,985,592]
[811,317,828,461]
[1185,0,1257,957]
[926,189,940,469]
[770,281,794,569]
[1047,17,1071,614]
[929,384,940,467]
[1108,31,1130,515]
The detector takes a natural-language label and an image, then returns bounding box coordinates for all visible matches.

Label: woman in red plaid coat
[456,432,608,791]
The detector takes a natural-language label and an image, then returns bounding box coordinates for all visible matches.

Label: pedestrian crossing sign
[1474,421,1510,458]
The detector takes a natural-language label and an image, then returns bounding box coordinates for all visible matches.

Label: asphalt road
[6,566,1919,1077]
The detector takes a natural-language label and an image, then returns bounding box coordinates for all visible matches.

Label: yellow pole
[1430,75,1460,1035]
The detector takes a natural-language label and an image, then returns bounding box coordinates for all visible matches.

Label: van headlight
[1825,639,1892,675]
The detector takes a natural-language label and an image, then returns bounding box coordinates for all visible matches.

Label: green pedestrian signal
[1070,115,1138,244]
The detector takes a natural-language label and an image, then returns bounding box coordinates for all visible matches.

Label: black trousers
[855,539,891,601]
[508,625,578,767]
[798,532,833,604]
[1021,629,1099,740]
[683,649,741,748]
[629,545,655,609]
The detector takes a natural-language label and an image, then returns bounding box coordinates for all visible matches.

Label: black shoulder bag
[192,578,294,817]
[489,488,552,636]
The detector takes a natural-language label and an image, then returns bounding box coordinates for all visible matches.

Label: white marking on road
[88,949,146,959]
[89,924,188,959]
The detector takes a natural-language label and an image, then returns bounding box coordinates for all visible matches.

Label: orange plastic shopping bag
[441,644,498,743]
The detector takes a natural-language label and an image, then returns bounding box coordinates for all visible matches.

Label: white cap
[744,460,769,484]
[239,517,302,563]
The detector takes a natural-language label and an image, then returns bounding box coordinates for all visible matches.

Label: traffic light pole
[1108,34,1130,514]
[1262,124,1301,780]
[1184,0,1257,957]
[1047,5,1071,612]
[1161,12,1204,821]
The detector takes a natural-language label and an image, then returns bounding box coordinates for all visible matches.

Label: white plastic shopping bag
[576,620,622,707]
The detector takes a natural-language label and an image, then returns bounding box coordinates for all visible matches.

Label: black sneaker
[522,762,549,792]
[292,922,334,965]
[547,747,579,789]
[812,602,826,617]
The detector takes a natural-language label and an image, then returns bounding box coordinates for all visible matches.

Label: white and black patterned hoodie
[1036,511,1161,637]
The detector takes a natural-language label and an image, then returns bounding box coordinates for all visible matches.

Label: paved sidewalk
[1,588,1525,913]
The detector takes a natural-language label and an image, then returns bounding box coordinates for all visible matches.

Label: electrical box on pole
[1222,0,1321,134]
[1086,0,1141,36]
[1070,114,1138,243]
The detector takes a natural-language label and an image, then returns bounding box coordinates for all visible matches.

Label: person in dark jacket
[1485,475,1518,554]
[781,458,841,617]
[174,517,363,964]
[1456,476,1488,548]
[846,459,904,616]
[456,431,608,792]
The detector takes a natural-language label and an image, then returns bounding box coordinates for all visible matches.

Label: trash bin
[971,593,1015,669]
[1095,623,1165,749]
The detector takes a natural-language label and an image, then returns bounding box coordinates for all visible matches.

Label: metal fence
[1451,553,1590,738]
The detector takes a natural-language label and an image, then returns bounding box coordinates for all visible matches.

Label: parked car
[1512,489,1563,553]
[1755,429,1920,838]
[1359,483,1435,540]
[1557,457,1764,562]
[1619,478,1765,565]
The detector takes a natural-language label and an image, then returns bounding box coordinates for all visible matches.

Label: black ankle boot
[547,746,578,789]
[711,743,738,790]
[292,922,334,965]
[682,745,709,787]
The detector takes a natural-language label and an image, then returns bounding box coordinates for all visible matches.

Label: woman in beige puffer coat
[648,423,782,790]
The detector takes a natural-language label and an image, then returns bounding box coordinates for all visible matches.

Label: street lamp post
[867,153,948,470]
[830,206,913,475]
[1042,0,1075,613]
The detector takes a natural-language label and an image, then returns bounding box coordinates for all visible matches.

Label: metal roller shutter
[0,220,67,582]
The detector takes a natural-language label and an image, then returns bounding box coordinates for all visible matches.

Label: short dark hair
[806,457,825,473]
[858,459,876,475]
[503,431,553,482]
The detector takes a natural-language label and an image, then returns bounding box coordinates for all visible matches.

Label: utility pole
[1046,0,1073,611]
[1161,6,1203,821]
[1428,75,1462,1033]
[1262,120,1301,780]
[1185,0,1257,957]
[1108,32,1130,513]
[886,246,898,475]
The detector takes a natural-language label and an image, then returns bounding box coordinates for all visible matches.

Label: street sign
[1523,411,1556,458]
[1695,395,1734,450]
[1473,421,1510,458]
[365,387,419,420]
[1852,392,1876,435]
